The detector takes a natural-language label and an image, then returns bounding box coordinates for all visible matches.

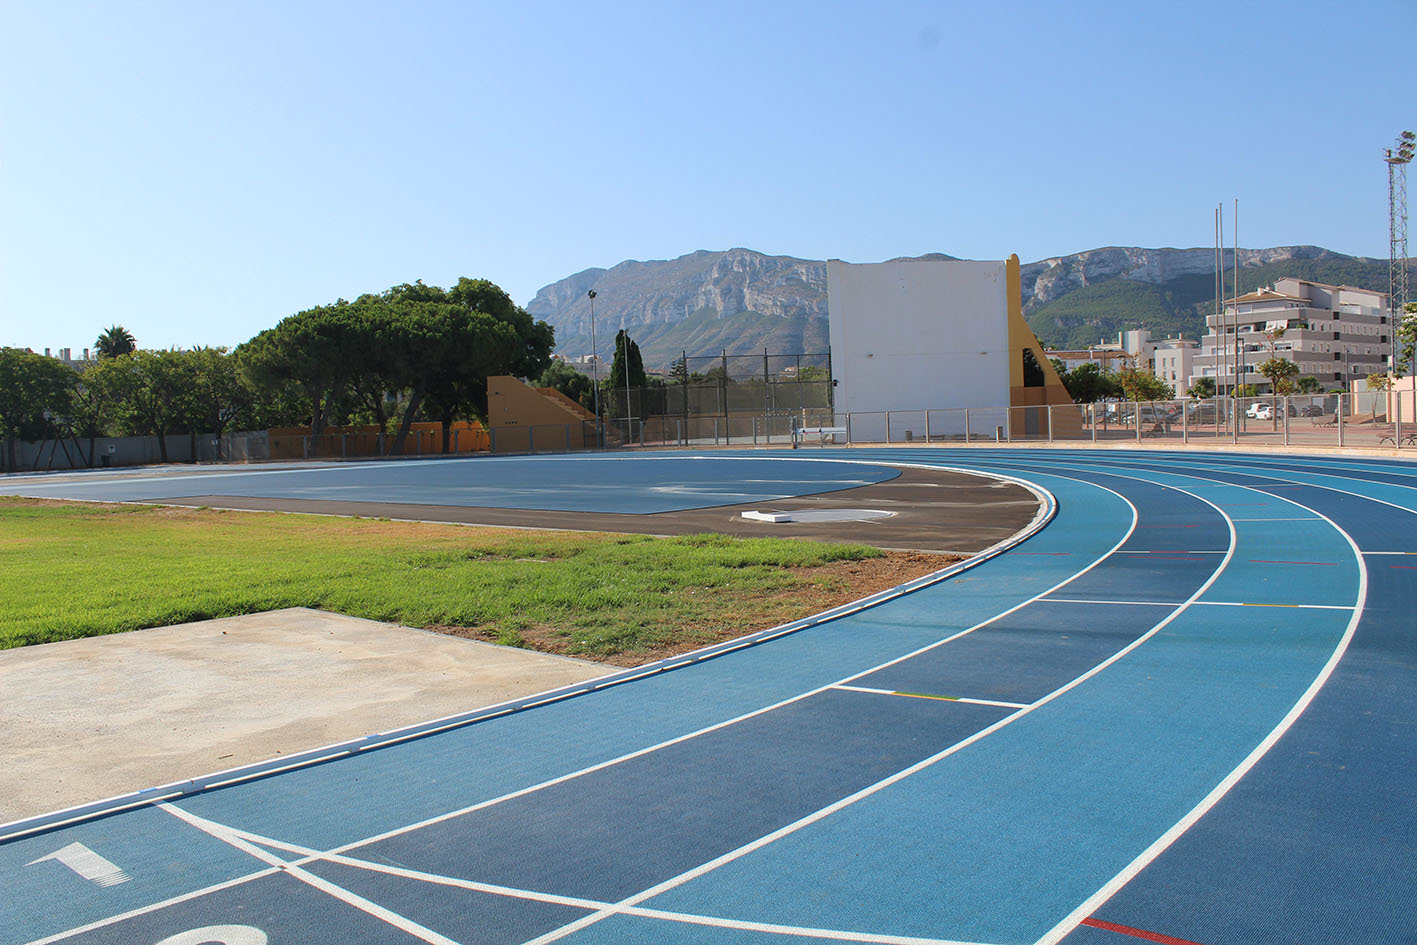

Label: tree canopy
[95,325,137,359]
[0,347,77,471]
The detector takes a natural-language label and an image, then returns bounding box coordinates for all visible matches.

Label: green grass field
[0,498,890,660]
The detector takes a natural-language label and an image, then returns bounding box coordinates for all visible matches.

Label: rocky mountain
[526,245,1389,366]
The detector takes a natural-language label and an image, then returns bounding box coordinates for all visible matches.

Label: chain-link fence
[598,350,833,424]
[776,391,1417,450]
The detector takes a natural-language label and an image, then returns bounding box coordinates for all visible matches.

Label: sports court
[2,448,1414,945]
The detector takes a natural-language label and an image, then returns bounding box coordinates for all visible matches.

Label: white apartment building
[1047,330,1196,396]
[1191,278,1391,394]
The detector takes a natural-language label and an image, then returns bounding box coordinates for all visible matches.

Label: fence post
[1047,406,1054,444]
[1395,391,1403,448]
[924,409,931,444]
[1090,404,1097,443]
[885,411,891,444]
[964,408,970,444]
[753,417,758,447]
[1283,397,1290,447]
[1181,403,1187,444]
[845,413,852,445]
[1337,395,1344,448]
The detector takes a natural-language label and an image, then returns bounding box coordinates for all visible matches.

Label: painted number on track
[155,926,268,945]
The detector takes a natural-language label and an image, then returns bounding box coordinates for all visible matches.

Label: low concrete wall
[11,431,270,471]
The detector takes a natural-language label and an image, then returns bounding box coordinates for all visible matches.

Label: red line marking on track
[1392,565,1417,570]
[1080,916,1210,945]
[1247,559,1336,566]
[1137,525,1200,528]
[1013,552,1071,555]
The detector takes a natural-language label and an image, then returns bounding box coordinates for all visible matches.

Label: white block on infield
[742,510,795,523]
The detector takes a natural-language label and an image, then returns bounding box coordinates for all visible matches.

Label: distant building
[1191,278,1391,394]
[1046,329,1196,397]
[827,256,1074,438]
[36,347,90,369]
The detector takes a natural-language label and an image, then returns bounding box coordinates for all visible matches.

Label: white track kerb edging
[0,464,1056,844]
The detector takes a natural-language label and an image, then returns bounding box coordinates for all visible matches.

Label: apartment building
[1191,278,1391,394]
[1047,330,1196,396]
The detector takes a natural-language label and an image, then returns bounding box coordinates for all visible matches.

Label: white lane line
[1115,550,1226,554]
[520,482,1238,945]
[158,805,465,945]
[201,817,999,944]
[1040,598,1180,607]
[1364,550,1417,555]
[832,685,1030,710]
[617,904,999,945]
[1192,601,1355,611]
[1229,517,1322,521]
[21,868,280,945]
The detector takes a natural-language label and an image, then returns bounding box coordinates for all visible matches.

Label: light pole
[588,289,602,448]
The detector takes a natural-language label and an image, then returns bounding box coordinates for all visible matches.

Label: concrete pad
[0,608,609,824]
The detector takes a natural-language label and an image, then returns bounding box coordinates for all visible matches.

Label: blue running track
[2,448,1413,945]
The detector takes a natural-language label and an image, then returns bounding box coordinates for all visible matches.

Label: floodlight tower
[588,289,603,448]
[1387,130,1414,373]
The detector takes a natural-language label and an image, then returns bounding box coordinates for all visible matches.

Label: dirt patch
[427,549,957,667]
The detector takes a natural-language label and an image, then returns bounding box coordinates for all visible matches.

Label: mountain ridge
[526,245,1389,367]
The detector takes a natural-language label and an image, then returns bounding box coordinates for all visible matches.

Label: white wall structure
[827,259,1012,435]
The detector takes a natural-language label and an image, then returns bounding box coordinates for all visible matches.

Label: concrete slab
[0,608,609,824]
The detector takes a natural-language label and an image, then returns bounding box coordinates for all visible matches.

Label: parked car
[1186,403,1228,423]
[1246,403,1273,420]
[1298,404,1326,417]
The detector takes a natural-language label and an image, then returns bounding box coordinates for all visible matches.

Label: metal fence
[775,391,1417,451]
[493,391,1417,454]
[599,350,833,423]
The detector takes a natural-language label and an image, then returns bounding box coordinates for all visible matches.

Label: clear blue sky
[2,0,1412,353]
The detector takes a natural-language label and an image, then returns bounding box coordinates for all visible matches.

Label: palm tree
[94,325,136,359]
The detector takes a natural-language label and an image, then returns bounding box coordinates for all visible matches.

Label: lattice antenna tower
[1387,130,1414,373]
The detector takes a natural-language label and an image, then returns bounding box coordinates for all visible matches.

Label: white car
[1246,403,1273,420]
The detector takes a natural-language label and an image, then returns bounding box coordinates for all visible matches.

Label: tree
[92,350,192,463]
[537,360,596,413]
[180,348,253,458]
[0,348,77,472]
[1397,301,1417,379]
[1187,376,1217,399]
[605,329,647,419]
[1060,362,1121,403]
[1256,357,1299,427]
[1365,372,1393,422]
[1294,376,1323,394]
[1257,327,1299,422]
[1115,366,1173,402]
[95,325,137,359]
